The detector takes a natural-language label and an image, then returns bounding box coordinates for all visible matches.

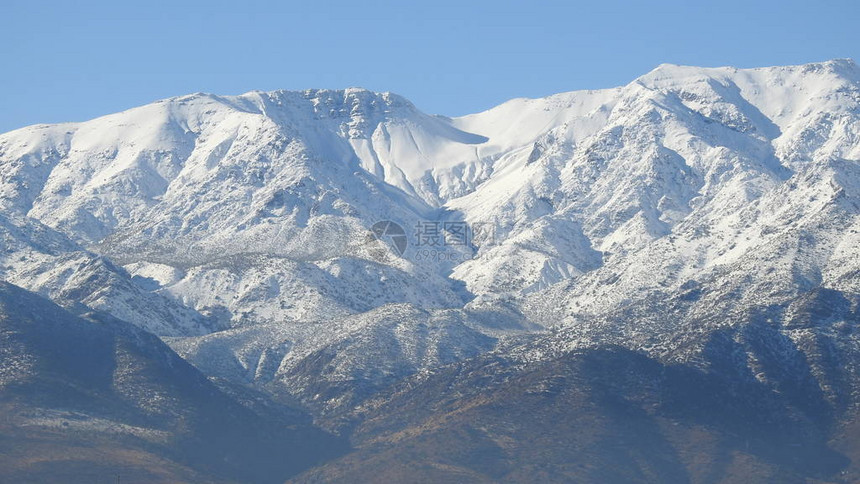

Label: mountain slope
[0,281,344,483]
[167,302,537,424]
[0,213,215,336]
[295,288,860,483]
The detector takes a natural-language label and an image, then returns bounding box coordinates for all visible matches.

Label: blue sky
[1,0,858,132]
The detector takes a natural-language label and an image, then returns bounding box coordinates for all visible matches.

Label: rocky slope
[296,288,860,483]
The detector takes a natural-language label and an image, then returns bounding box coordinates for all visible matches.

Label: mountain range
[1,59,859,482]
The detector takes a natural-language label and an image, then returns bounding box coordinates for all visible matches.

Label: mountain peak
[638,58,860,87]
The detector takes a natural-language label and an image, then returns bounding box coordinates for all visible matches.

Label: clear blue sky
[2,0,858,132]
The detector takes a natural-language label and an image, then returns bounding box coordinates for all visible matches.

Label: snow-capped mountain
[0,88,478,329]
[453,59,860,300]
[2,59,860,482]
[3,61,858,331]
